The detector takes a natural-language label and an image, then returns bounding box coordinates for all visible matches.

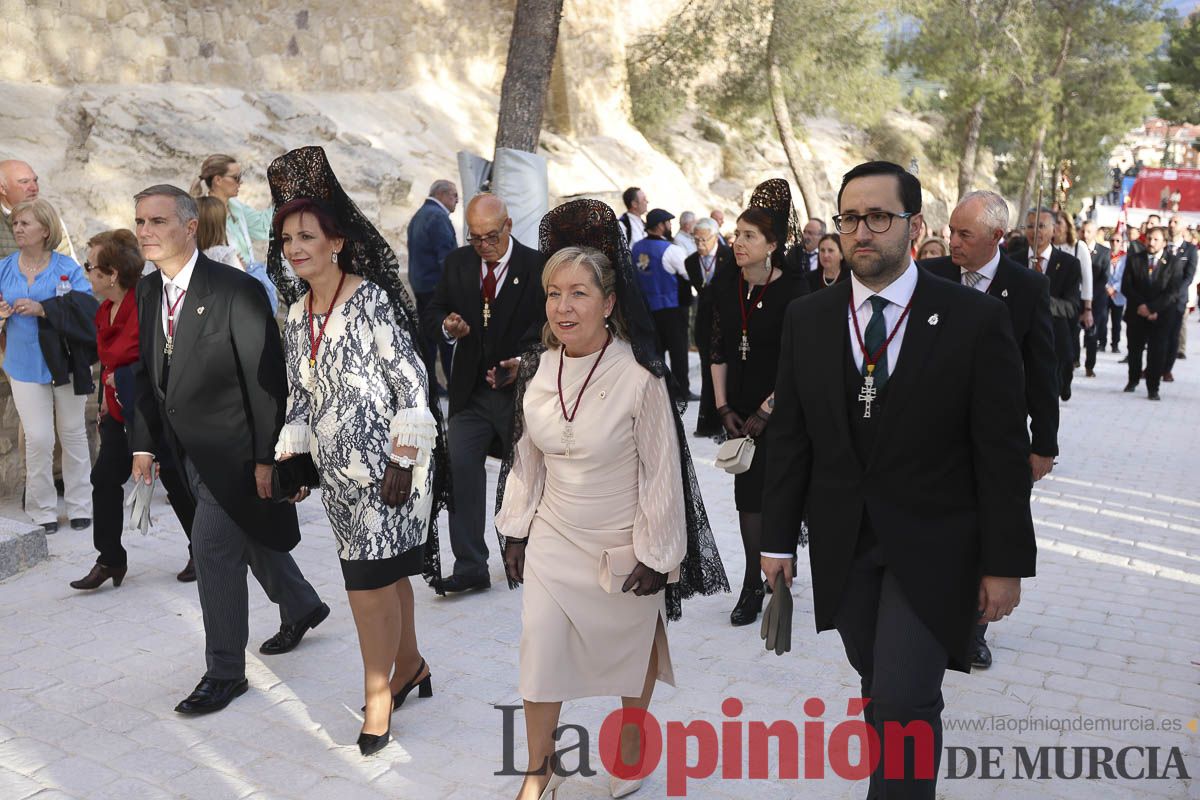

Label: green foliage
[1160,13,1200,124]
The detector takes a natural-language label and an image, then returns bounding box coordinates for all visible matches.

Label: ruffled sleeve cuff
[275,423,311,460]
[389,406,438,466]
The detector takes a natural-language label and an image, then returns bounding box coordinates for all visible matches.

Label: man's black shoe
[175,676,248,715]
[1177,352,1186,360]
[440,574,491,593]
[1060,386,1071,402]
[259,602,330,655]
[971,640,993,669]
[1148,391,1161,401]
[1123,382,1138,392]
[70,518,91,530]
[1111,345,1120,353]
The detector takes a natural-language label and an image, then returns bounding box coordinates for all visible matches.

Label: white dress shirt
[160,248,199,337]
[1028,244,1053,273]
[959,249,1001,293]
[1057,241,1092,303]
[762,261,919,561]
[660,240,690,279]
[847,261,919,374]
[623,214,646,246]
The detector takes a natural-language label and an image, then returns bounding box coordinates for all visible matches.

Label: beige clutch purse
[714,436,756,474]
[598,545,680,593]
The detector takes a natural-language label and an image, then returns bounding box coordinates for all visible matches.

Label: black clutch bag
[271,454,320,502]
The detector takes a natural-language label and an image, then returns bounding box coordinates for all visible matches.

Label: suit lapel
[872,270,940,461]
[825,282,857,469]
[487,243,533,341]
[164,257,215,396]
[986,259,1012,302]
[139,271,167,396]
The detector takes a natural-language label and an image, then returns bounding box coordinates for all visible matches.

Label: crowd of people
[0,145,1196,800]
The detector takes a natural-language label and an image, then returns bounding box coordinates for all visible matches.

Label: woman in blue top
[0,198,93,532]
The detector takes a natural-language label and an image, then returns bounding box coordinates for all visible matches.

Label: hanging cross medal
[858,368,878,418]
[560,420,575,457]
[481,260,508,329]
[738,267,775,362]
[483,299,491,327]
[848,295,914,420]
[163,286,187,363]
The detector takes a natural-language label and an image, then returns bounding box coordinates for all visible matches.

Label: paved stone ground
[1,338,1198,800]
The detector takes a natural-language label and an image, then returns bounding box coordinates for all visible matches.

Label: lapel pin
[599,390,607,399]
[756,301,763,309]
[513,277,520,285]
[928,313,939,326]
[197,306,206,315]
[1001,289,1009,298]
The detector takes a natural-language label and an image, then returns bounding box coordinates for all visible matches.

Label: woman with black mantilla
[711,179,810,627]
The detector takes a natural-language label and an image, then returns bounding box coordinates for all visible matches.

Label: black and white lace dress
[276,279,437,590]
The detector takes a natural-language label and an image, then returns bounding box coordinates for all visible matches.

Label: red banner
[1127,167,1200,212]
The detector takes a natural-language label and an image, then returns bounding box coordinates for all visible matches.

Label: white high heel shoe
[538,767,567,799]
[609,775,643,798]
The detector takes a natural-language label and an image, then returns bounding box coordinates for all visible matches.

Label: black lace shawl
[265,145,450,594]
[493,199,729,620]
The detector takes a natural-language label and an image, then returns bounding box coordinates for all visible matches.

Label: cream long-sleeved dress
[496,338,688,702]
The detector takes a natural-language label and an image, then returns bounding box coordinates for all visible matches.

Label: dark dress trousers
[922,254,1059,457]
[131,254,322,680]
[1122,249,1186,394]
[1083,243,1112,371]
[684,243,735,434]
[1012,248,1081,399]
[763,268,1036,798]
[423,238,546,578]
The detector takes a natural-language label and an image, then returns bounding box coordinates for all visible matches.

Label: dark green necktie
[863,295,890,387]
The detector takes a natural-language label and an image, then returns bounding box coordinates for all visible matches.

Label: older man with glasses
[422,193,547,592]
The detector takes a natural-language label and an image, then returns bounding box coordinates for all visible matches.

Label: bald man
[422,193,547,592]
[0,160,76,259]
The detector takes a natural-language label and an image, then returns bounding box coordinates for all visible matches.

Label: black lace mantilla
[749,178,801,268]
[493,199,729,620]
[265,145,451,594]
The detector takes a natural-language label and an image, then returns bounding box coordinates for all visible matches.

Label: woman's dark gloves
[740,409,771,438]
[717,405,745,438]
[380,462,413,507]
[504,538,528,585]
[622,562,667,596]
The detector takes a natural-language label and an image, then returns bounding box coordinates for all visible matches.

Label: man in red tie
[1018,207,1082,402]
[423,194,547,592]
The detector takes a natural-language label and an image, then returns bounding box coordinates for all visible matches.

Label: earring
[331,251,338,264]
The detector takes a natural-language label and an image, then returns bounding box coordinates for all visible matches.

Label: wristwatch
[388,454,416,470]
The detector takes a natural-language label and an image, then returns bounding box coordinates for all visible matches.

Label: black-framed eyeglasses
[82,261,96,273]
[466,231,501,247]
[832,211,914,235]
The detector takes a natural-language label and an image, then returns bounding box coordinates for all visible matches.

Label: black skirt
[340,542,424,591]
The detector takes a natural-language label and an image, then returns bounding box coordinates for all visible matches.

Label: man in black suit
[784,217,826,274]
[922,189,1057,670]
[1122,226,1186,401]
[1162,215,1198,380]
[1079,222,1111,377]
[1012,207,1082,401]
[424,193,546,592]
[129,186,328,715]
[685,216,734,436]
[763,162,1036,799]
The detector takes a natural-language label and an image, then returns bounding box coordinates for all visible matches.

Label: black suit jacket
[922,254,1059,457]
[684,244,735,351]
[130,253,299,551]
[422,238,547,417]
[1085,243,1112,309]
[1167,241,1198,312]
[762,268,1036,671]
[1012,248,1082,320]
[1122,249,1187,322]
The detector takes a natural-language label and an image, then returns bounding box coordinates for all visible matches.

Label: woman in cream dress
[497,245,688,800]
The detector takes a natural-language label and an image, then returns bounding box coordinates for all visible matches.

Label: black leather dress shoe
[259,602,330,655]
[440,574,491,593]
[1148,391,1161,401]
[41,522,58,534]
[729,587,764,627]
[1110,345,1120,353]
[176,558,196,583]
[70,518,91,530]
[1123,382,1138,392]
[175,676,248,715]
[971,640,993,669]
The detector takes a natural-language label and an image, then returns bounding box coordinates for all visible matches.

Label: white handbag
[714,436,756,474]
[598,545,680,593]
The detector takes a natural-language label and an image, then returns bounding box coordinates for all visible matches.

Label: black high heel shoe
[361,658,433,713]
[730,587,765,627]
[358,697,394,757]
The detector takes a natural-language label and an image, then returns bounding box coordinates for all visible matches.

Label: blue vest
[631,237,678,312]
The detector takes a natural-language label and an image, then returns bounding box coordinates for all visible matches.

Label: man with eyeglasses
[684,216,734,436]
[422,193,546,593]
[762,161,1035,799]
[1013,207,1082,401]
